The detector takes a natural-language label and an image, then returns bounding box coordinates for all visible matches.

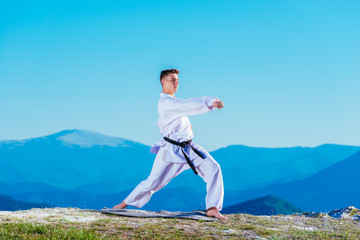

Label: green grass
[1,208,360,239]
[0,222,104,240]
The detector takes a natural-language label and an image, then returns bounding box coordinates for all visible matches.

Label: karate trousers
[123,150,224,211]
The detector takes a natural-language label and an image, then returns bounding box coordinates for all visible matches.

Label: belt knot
[179,139,192,148]
[163,137,205,175]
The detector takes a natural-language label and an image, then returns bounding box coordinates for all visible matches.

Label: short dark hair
[160,69,179,85]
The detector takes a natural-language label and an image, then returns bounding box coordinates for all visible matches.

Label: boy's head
[160,69,179,94]
[160,69,179,85]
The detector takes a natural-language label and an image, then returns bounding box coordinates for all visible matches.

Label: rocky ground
[0,207,359,239]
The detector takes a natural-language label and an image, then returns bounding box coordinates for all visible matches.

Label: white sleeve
[160,96,219,118]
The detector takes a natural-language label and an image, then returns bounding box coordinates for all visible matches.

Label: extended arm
[159,96,223,118]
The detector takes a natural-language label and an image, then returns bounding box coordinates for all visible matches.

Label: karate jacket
[150,92,218,163]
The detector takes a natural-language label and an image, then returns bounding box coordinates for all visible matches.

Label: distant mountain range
[211,143,360,191]
[1,129,359,212]
[0,189,302,216]
[226,151,360,212]
[0,194,51,211]
[222,195,303,215]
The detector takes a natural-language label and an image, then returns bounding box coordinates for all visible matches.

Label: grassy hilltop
[0,208,359,239]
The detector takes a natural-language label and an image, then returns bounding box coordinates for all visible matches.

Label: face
[162,73,179,94]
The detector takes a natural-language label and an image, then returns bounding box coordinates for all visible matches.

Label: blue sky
[1,0,359,151]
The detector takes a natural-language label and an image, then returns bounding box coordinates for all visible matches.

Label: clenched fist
[213,100,224,110]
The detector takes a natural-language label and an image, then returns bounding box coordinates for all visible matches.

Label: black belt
[163,137,205,175]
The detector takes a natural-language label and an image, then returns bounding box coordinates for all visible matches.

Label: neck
[162,89,175,97]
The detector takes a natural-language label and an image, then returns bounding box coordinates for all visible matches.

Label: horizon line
[1,128,359,150]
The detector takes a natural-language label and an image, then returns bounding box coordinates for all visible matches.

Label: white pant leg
[124,152,189,208]
[192,150,224,211]
[124,147,224,211]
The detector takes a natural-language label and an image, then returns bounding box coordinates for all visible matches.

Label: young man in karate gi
[113,69,227,220]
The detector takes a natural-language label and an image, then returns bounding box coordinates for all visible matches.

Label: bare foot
[206,207,228,220]
[113,201,127,209]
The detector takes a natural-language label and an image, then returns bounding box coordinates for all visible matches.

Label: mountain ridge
[222,195,303,215]
[0,193,51,211]
[2,129,359,150]
[226,150,360,212]
[1,129,360,212]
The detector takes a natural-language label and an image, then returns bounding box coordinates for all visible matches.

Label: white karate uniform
[124,92,224,211]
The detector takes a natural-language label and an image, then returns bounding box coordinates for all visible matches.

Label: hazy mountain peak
[56,129,128,147]
[222,195,303,215]
[303,206,360,221]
